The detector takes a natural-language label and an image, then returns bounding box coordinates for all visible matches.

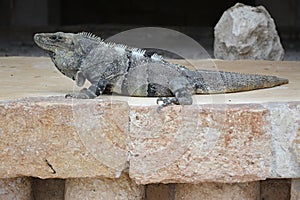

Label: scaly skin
[34,32,289,109]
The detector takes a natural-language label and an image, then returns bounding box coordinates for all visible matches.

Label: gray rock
[214,3,284,61]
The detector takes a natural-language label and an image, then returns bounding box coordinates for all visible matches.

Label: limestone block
[64,174,145,200]
[0,97,129,179]
[260,179,291,200]
[0,177,32,200]
[291,179,300,200]
[214,3,284,60]
[175,181,260,200]
[129,104,271,184]
[32,178,65,200]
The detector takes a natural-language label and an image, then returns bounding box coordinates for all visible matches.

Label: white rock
[214,3,284,60]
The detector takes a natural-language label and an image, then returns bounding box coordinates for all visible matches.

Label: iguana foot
[156,97,179,111]
[65,93,89,99]
[65,88,97,99]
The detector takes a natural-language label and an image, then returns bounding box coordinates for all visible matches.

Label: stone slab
[129,104,272,184]
[129,101,300,184]
[65,174,145,200]
[0,97,129,179]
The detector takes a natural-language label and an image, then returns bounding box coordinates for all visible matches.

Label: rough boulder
[214,3,284,61]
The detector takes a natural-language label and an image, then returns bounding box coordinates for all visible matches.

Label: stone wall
[0,98,299,199]
[0,57,299,199]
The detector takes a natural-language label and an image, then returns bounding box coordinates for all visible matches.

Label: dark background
[60,1,255,26]
[0,0,299,59]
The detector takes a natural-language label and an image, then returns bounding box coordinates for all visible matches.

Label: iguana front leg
[66,72,107,99]
[157,77,193,110]
[65,85,98,99]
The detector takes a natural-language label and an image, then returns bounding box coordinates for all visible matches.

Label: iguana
[33,32,288,109]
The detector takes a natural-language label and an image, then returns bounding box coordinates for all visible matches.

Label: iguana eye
[50,35,57,40]
[50,35,62,41]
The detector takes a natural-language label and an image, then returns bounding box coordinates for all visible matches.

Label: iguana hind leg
[156,90,192,110]
[156,77,193,110]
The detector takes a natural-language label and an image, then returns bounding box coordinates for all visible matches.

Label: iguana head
[34,32,95,80]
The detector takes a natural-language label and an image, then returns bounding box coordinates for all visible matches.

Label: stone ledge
[0,57,299,184]
[0,97,299,184]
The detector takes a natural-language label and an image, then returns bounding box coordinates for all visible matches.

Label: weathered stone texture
[214,3,284,60]
[260,179,291,200]
[291,179,300,200]
[175,181,260,200]
[263,103,300,178]
[0,97,129,179]
[0,177,32,200]
[129,104,271,184]
[65,174,145,200]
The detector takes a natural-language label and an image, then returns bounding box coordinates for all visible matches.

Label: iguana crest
[78,32,163,61]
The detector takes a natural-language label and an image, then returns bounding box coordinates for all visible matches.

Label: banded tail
[194,70,289,94]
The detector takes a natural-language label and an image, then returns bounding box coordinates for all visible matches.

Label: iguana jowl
[34,32,288,108]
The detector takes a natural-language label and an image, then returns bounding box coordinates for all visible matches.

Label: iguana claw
[65,93,89,99]
[156,97,179,111]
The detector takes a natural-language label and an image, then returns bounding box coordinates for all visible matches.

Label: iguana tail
[194,70,289,94]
